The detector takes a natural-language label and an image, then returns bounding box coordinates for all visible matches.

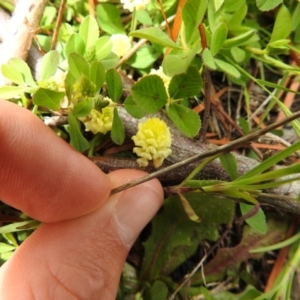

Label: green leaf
[5,58,36,87]
[144,280,168,300]
[3,232,18,247]
[106,69,123,102]
[131,75,168,113]
[256,0,282,11]
[128,45,160,69]
[222,29,256,48]
[223,0,246,11]
[238,117,250,134]
[215,59,240,78]
[89,61,105,92]
[123,95,146,119]
[39,50,59,81]
[136,9,153,26]
[291,2,300,31]
[210,22,228,56]
[65,71,76,101]
[111,108,125,145]
[65,33,86,56]
[96,3,124,34]
[270,5,291,43]
[68,111,89,152]
[213,0,224,12]
[100,52,118,70]
[68,52,89,79]
[0,220,40,234]
[163,46,199,76]
[166,103,201,138]
[0,243,16,254]
[219,152,238,180]
[95,36,113,61]
[73,98,93,117]
[240,203,267,234]
[0,86,25,99]
[32,88,64,110]
[202,48,216,69]
[230,46,246,63]
[141,193,234,280]
[1,64,24,85]
[168,66,202,99]
[182,0,208,45]
[228,4,248,27]
[79,16,99,48]
[130,27,182,49]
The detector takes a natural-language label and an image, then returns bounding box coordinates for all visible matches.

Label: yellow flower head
[132,118,172,168]
[80,97,114,134]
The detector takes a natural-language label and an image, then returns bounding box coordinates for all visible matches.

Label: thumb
[0,169,163,300]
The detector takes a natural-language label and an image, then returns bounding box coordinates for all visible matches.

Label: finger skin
[0,170,164,300]
[0,100,111,222]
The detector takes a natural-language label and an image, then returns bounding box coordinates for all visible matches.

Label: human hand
[0,100,164,299]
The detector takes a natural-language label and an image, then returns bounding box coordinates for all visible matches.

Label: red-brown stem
[157,0,172,39]
[50,0,66,50]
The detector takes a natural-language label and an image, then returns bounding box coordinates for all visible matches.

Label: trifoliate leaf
[131,75,168,113]
[123,95,146,119]
[169,66,202,99]
[166,103,201,138]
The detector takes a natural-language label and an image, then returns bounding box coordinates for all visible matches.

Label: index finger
[0,100,111,222]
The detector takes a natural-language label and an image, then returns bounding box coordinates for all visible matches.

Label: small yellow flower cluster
[149,66,171,93]
[132,118,172,168]
[80,97,114,134]
[38,71,66,92]
[110,34,131,58]
[72,74,96,104]
[120,0,150,12]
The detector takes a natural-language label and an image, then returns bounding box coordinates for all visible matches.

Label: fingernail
[113,184,163,248]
